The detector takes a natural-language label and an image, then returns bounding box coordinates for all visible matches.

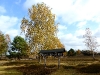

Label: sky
[0,0,100,51]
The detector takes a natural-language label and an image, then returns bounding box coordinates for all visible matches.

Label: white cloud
[57,28,89,50]
[23,0,100,50]
[0,15,21,40]
[57,25,67,39]
[58,33,85,50]
[93,33,100,52]
[0,6,6,13]
[0,15,19,32]
[75,29,85,37]
[58,25,67,30]
[23,0,100,24]
[5,29,19,39]
[77,21,87,28]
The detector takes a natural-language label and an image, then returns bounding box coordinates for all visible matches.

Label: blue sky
[0,0,100,51]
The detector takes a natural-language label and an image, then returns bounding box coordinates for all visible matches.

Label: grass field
[0,56,100,75]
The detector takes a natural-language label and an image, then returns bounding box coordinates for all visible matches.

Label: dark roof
[39,48,65,54]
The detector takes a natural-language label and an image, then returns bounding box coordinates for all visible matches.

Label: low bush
[63,65,75,69]
[6,64,57,75]
[46,64,57,68]
[77,64,100,73]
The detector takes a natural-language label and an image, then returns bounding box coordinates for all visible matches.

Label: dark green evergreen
[68,48,76,56]
[10,36,29,59]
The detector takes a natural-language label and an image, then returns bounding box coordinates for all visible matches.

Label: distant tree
[83,28,99,59]
[20,2,64,54]
[63,51,67,57]
[0,31,7,56]
[97,52,100,55]
[7,51,17,59]
[76,49,81,55]
[68,48,76,56]
[81,50,92,56]
[81,50,97,56]
[11,36,29,59]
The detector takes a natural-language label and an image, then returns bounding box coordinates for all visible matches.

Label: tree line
[0,32,99,59]
[0,33,29,60]
[64,48,99,56]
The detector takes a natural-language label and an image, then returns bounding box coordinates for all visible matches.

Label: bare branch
[83,28,99,59]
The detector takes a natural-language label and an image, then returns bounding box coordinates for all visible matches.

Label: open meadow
[0,56,100,75]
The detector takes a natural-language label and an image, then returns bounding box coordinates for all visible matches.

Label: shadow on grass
[77,64,100,73]
[62,65,76,69]
[5,64,57,75]
[3,60,100,75]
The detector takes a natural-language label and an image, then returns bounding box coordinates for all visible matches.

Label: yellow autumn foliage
[20,2,64,54]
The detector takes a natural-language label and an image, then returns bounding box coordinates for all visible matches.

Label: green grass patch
[4,69,22,75]
[3,60,38,66]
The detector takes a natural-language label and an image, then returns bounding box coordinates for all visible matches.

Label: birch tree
[83,28,99,59]
[20,2,64,54]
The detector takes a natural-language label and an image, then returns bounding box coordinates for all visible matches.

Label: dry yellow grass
[0,56,100,75]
